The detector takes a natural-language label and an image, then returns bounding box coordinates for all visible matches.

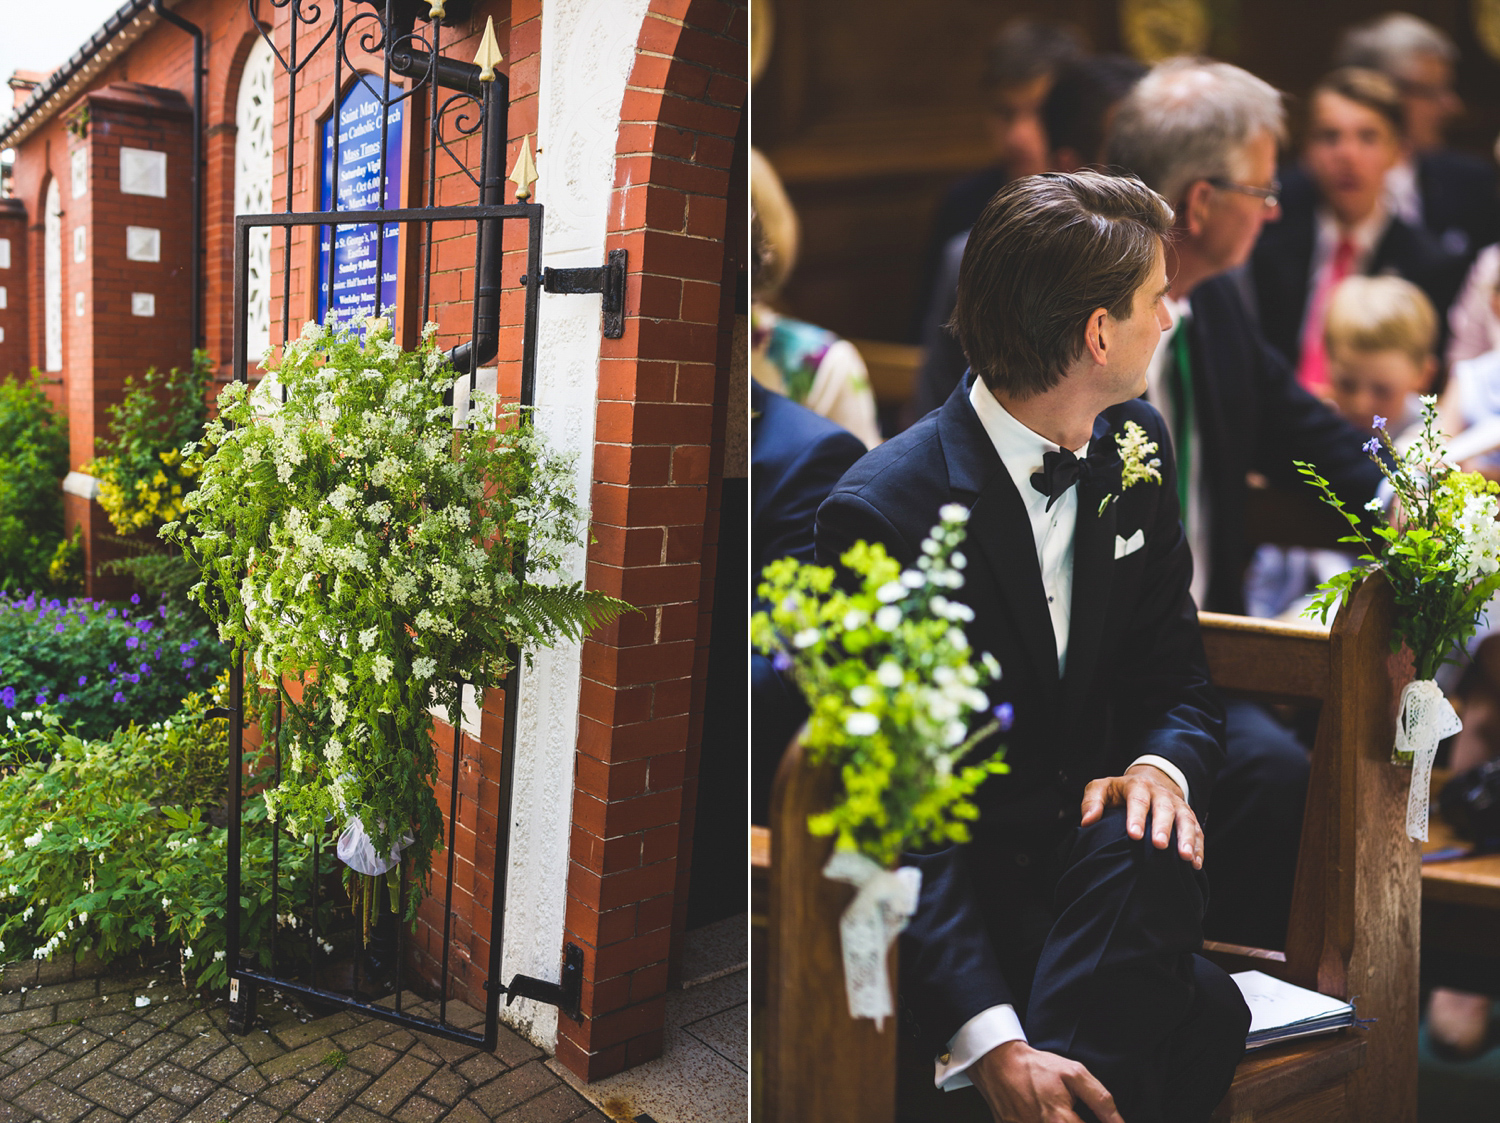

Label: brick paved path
[0,958,613,1123]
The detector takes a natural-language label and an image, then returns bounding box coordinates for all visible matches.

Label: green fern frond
[512,583,634,648]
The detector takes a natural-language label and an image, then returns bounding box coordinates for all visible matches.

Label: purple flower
[1372,415,1387,430]
[136,620,152,633]
[130,594,140,605]
[126,637,139,650]
[34,693,45,705]
[992,702,1014,732]
[58,695,69,705]
[0,687,14,709]
[179,642,192,654]
[112,692,125,704]
[108,662,118,673]
[154,647,161,659]
[139,663,150,675]
[1362,437,1380,454]
[182,658,196,669]
[77,675,87,687]
[772,651,793,673]
[54,622,64,634]
[158,605,167,619]
[106,609,117,619]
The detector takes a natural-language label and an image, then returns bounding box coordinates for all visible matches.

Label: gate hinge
[532,249,627,339]
[502,942,583,1021]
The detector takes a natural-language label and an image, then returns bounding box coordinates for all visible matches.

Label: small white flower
[1420,393,1438,405]
[876,581,905,604]
[982,652,1003,680]
[900,569,924,589]
[939,503,970,524]
[875,605,902,632]
[358,627,377,648]
[851,685,876,707]
[845,712,880,736]
[947,627,969,651]
[213,950,226,962]
[842,609,867,631]
[792,628,820,649]
[1365,498,1383,513]
[183,946,194,960]
[876,661,903,688]
[412,656,437,679]
[951,551,967,570]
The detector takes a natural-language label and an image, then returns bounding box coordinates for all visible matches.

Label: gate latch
[537,249,627,339]
[503,942,584,1022]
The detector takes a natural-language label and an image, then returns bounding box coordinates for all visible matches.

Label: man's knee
[1063,807,1207,923]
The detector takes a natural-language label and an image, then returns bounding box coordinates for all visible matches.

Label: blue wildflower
[112,692,125,704]
[78,675,87,687]
[34,693,45,705]
[1362,437,1380,454]
[107,609,117,619]
[130,594,140,605]
[772,651,793,673]
[136,620,152,633]
[139,663,150,675]
[183,658,196,669]
[108,662,118,672]
[54,622,64,634]
[1372,415,1387,430]
[58,695,69,705]
[992,702,1014,732]
[0,687,13,708]
[126,637,139,650]
[179,642,191,654]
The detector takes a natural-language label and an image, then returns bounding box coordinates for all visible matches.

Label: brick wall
[556,0,747,1083]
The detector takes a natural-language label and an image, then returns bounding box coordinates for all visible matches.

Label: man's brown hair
[1312,66,1405,139]
[951,171,1172,398]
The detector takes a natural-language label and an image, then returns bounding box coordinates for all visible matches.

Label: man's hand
[1079,763,1203,869]
[969,1040,1125,1123]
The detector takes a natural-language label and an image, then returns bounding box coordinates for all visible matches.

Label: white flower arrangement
[1099,420,1163,515]
[164,316,627,918]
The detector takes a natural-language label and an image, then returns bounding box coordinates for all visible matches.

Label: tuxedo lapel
[1062,415,1118,715]
[938,383,1062,700]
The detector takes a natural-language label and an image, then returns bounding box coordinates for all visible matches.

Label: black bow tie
[1030,447,1091,511]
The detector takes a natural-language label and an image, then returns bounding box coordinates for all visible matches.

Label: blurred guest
[1251,67,1466,397]
[1336,13,1500,260]
[1245,277,1436,621]
[909,20,1084,339]
[1446,242,1500,364]
[911,55,1145,423]
[750,380,865,823]
[750,148,882,448]
[1107,58,1384,953]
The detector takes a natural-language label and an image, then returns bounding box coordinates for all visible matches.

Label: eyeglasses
[1206,177,1280,209]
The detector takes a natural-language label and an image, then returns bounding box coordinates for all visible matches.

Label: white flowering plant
[162,318,627,917]
[750,506,1008,866]
[1099,420,1163,514]
[1298,398,1500,756]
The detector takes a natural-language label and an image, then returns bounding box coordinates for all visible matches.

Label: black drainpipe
[151,0,205,354]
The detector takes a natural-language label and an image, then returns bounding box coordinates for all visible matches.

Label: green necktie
[1169,325,1193,529]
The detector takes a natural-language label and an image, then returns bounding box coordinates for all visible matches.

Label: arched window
[235,34,275,360]
[44,178,61,372]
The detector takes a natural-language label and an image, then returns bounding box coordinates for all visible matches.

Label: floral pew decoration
[1298,397,1500,840]
[750,505,1008,1026]
[163,317,628,938]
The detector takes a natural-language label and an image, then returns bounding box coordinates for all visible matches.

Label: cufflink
[939,1052,952,1064]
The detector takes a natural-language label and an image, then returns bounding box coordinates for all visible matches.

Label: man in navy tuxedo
[817,172,1248,1123]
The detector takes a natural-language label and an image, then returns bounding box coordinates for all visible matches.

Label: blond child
[1244,277,1438,621]
[1322,275,1437,437]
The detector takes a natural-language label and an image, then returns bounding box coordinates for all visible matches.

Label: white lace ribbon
[822,850,922,1029]
[1395,679,1463,841]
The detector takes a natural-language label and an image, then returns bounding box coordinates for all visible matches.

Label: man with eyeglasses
[1105,58,1383,954]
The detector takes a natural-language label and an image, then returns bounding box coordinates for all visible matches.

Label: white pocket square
[1114,529,1145,559]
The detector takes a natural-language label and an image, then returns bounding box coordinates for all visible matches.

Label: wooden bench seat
[752,575,1418,1123]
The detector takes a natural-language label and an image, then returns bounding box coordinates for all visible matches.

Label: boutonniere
[1098,421,1163,515]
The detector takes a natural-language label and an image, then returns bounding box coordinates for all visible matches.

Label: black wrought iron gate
[220,0,622,1050]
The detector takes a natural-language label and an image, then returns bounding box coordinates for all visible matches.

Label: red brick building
[1,0,747,1083]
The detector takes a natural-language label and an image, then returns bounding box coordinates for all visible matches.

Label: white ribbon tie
[822,850,922,1029]
[1396,679,1463,841]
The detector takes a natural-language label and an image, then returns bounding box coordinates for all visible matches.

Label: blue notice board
[317,81,403,324]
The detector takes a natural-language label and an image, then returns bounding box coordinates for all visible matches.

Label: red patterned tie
[1296,237,1358,397]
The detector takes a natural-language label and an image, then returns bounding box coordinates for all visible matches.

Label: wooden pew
[752,574,1418,1123]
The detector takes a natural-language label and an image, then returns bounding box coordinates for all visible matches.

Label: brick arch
[557,0,747,1084]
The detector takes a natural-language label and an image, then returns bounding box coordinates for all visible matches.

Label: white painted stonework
[120,148,167,197]
[0,238,11,270]
[499,0,651,1051]
[131,293,156,317]
[126,227,161,262]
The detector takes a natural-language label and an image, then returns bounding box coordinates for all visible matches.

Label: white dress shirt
[1385,160,1422,229]
[1143,297,1208,609]
[936,381,1191,1092]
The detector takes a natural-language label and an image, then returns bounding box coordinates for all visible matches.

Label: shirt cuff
[935,1004,1027,1091]
[1129,755,1190,804]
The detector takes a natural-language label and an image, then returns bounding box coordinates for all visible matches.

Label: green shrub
[0,683,326,990]
[0,591,227,741]
[0,375,69,594]
[85,351,211,536]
